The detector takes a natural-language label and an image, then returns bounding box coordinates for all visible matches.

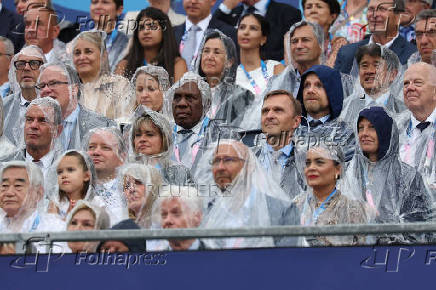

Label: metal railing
[2,222,436,253]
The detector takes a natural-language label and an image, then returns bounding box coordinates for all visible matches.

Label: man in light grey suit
[3,45,46,146]
[36,62,116,150]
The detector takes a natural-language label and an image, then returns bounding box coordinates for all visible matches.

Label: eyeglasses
[210,156,245,166]
[14,60,44,70]
[35,81,69,90]
[415,30,436,39]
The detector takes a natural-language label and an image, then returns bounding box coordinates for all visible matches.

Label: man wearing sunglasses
[3,45,46,146]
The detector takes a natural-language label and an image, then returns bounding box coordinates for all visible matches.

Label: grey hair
[155,186,203,215]
[27,97,63,126]
[0,36,14,56]
[415,9,436,23]
[289,20,324,48]
[0,161,44,189]
[83,127,127,160]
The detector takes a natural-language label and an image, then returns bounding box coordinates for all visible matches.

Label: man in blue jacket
[335,0,417,74]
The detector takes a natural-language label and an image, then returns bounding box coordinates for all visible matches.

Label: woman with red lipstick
[344,106,432,243]
[293,142,367,246]
[115,7,187,83]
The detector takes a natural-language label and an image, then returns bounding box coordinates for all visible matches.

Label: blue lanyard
[311,188,337,224]
[143,59,148,66]
[30,213,40,232]
[239,60,269,94]
[406,119,413,138]
[106,29,118,52]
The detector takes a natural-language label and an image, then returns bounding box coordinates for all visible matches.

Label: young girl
[49,150,99,219]
[115,7,187,82]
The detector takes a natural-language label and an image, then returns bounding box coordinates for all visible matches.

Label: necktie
[181,25,201,69]
[178,129,193,135]
[416,121,431,132]
[309,120,323,128]
[24,101,30,107]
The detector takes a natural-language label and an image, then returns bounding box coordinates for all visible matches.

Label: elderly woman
[129,107,192,185]
[66,200,110,253]
[131,65,171,113]
[192,29,254,127]
[118,163,162,228]
[292,142,367,246]
[193,138,297,249]
[70,31,134,123]
[344,106,432,243]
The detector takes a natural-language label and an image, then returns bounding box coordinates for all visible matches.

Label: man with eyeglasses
[408,9,436,64]
[0,37,14,99]
[194,139,299,249]
[36,62,115,150]
[335,0,417,74]
[340,43,407,125]
[3,45,46,146]
[400,0,432,43]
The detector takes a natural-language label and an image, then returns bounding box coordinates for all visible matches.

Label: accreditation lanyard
[106,29,118,52]
[173,117,210,163]
[30,213,40,232]
[239,60,269,95]
[303,188,337,225]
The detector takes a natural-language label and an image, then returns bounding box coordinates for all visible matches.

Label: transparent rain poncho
[193,138,295,249]
[265,21,354,100]
[4,45,46,146]
[65,199,111,253]
[127,106,193,185]
[0,161,65,234]
[45,150,106,220]
[130,65,171,113]
[1,97,65,165]
[163,72,212,168]
[69,31,135,123]
[117,163,163,229]
[340,45,407,126]
[397,110,436,204]
[0,97,16,158]
[148,185,205,251]
[342,106,433,244]
[193,29,255,127]
[163,71,212,123]
[7,45,47,95]
[292,142,368,246]
[294,65,356,161]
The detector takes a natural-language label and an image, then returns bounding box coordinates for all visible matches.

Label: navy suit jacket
[213,0,301,61]
[334,35,417,74]
[0,7,25,53]
[174,16,237,48]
